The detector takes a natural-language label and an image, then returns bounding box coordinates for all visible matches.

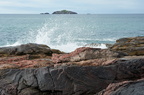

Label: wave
[76,38,116,42]
[84,43,107,49]
[2,42,108,53]
[1,41,21,47]
[1,23,113,52]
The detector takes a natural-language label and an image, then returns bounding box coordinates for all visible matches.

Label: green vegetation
[52,10,77,14]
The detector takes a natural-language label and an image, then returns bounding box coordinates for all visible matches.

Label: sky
[0,0,144,14]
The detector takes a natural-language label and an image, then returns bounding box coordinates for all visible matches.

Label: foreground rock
[0,57,144,95]
[52,47,126,63]
[0,43,52,57]
[52,10,77,14]
[110,36,144,56]
[101,78,144,95]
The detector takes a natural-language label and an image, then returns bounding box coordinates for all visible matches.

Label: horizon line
[0,13,144,15]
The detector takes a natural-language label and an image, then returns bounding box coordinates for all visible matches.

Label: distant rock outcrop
[52,10,77,14]
[40,12,49,14]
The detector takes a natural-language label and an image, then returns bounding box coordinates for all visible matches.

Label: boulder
[52,10,77,14]
[0,57,144,95]
[110,36,144,56]
[0,43,52,56]
[52,47,126,63]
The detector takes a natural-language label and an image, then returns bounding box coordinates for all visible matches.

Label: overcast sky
[0,0,144,14]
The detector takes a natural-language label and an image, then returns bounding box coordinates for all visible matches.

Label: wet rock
[0,43,52,56]
[52,47,126,63]
[110,36,144,56]
[106,44,113,48]
[51,49,65,54]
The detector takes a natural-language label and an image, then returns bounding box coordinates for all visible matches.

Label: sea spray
[1,22,110,52]
[1,15,143,52]
[31,23,85,52]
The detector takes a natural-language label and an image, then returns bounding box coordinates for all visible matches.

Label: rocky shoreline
[0,36,144,95]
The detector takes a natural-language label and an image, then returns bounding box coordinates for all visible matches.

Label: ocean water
[0,14,144,52]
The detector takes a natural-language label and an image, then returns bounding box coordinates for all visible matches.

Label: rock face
[0,43,52,56]
[0,55,53,69]
[102,79,144,95]
[52,47,126,63]
[52,10,77,14]
[110,36,144,56]
[0,57,144,95]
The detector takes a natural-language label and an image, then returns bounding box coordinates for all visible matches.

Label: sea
[0,14,144,52]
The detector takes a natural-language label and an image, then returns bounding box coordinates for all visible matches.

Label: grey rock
[102,79,144,95]
[0,43,52,56]
[0,57,144,95]
[110,36,144,56]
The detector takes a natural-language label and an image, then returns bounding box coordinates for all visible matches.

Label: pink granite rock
[0,55,53,69]
[102,78,144,95]
[52,47,125,63]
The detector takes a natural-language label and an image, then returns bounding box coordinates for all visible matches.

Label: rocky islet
[40,10,77,14]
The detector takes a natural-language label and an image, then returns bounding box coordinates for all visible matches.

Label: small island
[52,10,77,14]
[40,12,49,14]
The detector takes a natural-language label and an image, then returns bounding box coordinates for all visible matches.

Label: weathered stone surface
[110,36,144,56]
[0,57,144,95]
[53,58,117,67]
[52,47,126,63]
[0,43,52,56]
[102,78,144,95]
[0,55,53,69]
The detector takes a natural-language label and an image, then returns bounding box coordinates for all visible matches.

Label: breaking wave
[2,23,114,52]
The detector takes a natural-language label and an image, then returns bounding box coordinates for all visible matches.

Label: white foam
[1,23,110,52]
[1,41,21,47]
[84,43,107,49]
[77,38,116,41]
[50,43,81,53]
[34,24,57,45]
